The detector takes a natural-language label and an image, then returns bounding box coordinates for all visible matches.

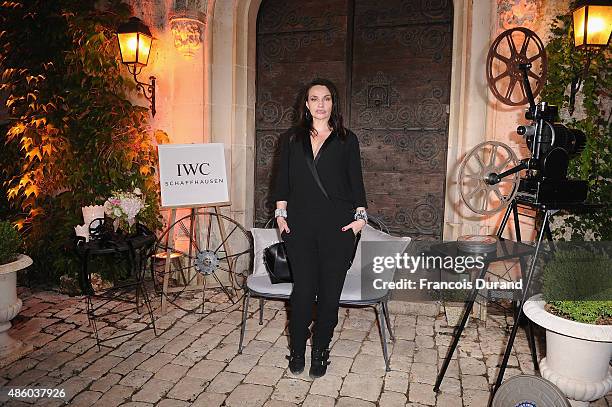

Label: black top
[272,127,367,210]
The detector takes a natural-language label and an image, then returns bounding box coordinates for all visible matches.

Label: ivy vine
[539,10,611,241]
[0,0,167,288]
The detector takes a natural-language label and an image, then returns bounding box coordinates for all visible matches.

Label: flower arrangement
[103,188,147,233]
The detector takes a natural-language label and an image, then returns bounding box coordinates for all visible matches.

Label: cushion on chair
[339,274,363,302]
[246,274,292,297]
[248,228,293,296]
[347,224,411,275]
[341,225,411,302]
[251,228,282,276]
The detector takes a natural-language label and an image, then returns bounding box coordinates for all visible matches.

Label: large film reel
[492,375,571,407]
[487,27,547,106]
[458,27,547,215]
[458,141,520,215]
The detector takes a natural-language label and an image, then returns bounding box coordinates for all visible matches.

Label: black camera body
[505,63,589,204]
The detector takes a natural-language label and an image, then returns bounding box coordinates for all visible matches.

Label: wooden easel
[159,201,237,314]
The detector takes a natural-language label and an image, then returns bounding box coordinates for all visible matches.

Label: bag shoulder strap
[301,134,330,200]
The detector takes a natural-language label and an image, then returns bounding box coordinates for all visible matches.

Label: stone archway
[208,0,494,238]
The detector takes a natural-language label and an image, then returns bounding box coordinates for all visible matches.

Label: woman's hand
[277,217,290,234]
[341,219,366,235]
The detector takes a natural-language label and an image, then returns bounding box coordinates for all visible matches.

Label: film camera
[459,29,589,215]
[501,63,587,204]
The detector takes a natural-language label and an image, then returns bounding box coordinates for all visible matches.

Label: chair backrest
[264,214,388,233]
[251,219,410,279]
[250,228,282,276]
[347,225,411,277]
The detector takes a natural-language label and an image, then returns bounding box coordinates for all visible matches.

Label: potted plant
[523,249,612,406]
[0,221,33,367]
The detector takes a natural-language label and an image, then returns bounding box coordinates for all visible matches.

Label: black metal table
[75,232,158,349]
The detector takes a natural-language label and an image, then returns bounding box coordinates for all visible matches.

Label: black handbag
[263,241,293,284]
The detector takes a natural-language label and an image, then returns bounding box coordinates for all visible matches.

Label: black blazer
[271,127,367,210]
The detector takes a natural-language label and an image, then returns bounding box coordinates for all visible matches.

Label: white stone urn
[523,294,612,407]
[0,254,33,368]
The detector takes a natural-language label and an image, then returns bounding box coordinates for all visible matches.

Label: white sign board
[158,143,229,208]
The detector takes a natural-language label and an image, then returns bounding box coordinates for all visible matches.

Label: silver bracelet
[354,209,368,223]
[274,208,287,218]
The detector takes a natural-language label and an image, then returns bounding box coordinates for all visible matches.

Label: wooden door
[255,0,453,239]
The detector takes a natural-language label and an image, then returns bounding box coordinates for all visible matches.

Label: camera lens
[517,125,535,137]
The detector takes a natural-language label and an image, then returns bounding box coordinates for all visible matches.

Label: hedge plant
[0,0,166,288]
[0,221,21,265]
[543,249,612,325]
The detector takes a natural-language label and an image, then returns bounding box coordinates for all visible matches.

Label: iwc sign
[158,143,229,208]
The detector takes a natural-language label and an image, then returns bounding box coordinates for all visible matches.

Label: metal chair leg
[238,290,251,354]
[375,302,391,372]
[382,299,395,342]
[259,298,264,325]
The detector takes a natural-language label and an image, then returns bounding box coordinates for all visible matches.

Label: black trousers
[282,198,356,354]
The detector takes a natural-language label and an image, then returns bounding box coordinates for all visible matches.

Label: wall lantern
[573,0,612,49]
[568,1,611,115]
[117,17,157,116]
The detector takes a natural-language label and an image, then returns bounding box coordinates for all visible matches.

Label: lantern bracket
[126,65,156,117]
[117,17,157,117]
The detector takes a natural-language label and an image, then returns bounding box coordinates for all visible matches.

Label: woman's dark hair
[297,78,347,141]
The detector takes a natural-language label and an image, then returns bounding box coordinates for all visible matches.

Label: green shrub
[547,301,611,325]
[0,221,21,265]
[0,0,165,287]
[543,249,612,324]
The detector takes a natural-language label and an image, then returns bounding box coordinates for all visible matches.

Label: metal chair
[238,217,411,371]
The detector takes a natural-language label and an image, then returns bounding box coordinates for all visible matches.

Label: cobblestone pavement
[1,288,610,407]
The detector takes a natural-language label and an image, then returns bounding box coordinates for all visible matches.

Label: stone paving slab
[0,287,610,407]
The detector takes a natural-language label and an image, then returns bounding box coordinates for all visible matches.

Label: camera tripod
[488,197,605,405]
[433,193,603,406]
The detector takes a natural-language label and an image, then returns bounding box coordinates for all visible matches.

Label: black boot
[309,348,331,379]
[286,348,305,374]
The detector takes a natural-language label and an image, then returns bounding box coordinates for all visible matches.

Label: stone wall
[126,0,209,146]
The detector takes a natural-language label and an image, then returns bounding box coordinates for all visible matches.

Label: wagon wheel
[458,141,520,216]
[487,27,547,106]
[151,210,253,310]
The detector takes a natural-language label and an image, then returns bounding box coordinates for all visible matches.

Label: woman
[271,78,368,379]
